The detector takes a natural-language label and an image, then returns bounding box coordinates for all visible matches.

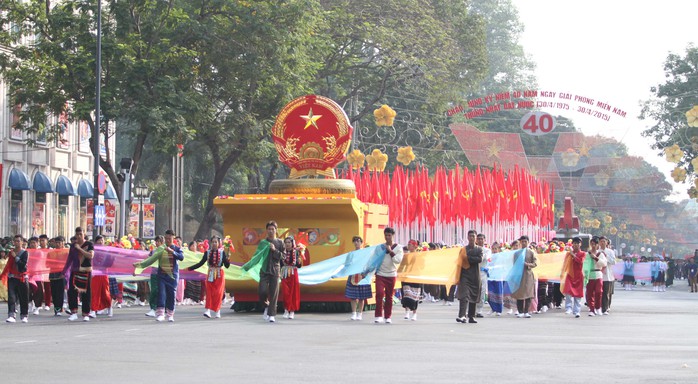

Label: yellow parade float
[215,95,387,305]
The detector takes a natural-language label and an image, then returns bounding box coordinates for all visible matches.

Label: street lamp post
[133,184,149,239]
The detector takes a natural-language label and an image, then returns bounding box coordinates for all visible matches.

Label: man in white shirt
[599,236,616,315]
[373,227,403,324]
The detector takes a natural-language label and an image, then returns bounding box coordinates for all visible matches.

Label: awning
[33,171,54,193]
[105,183,117,200]
[8,168,31,190]
[77,178,94,198]
[56,175,76,196]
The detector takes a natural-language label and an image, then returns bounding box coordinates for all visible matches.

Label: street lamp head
[134,184,149,198]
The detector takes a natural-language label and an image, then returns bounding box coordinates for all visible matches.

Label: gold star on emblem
[300,108,322,130]
[487,140,502,158]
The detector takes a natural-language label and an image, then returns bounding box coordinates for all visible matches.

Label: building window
[10,190,22,236]
[57,195,70,237]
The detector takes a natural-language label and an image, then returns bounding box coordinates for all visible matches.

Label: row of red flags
[340,164,554,227]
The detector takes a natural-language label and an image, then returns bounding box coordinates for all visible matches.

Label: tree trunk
[193,147,243,240]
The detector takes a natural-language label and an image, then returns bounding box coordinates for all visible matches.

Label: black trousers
[50,278,66,312]
[68,272,91,315]
[458,300,476,318]
[517,298,531,314]
[7,277,29,318]
[601,281,614,312]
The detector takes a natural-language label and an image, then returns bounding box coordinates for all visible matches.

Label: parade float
[214,95,388,305]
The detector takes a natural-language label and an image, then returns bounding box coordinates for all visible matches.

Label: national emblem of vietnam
[272,95,353,179]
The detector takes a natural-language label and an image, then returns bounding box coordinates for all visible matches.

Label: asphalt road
[2,282,697,383]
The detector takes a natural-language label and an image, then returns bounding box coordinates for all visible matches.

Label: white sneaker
[203,309,211,318]
[107,308,113,317]
[495,312,501,316]
[21,317,28,323]
[565,309,572,315]
[516,314,525,318]
[32,308,40,316]
[403,312,411,320]
[268,316,276,323]
[411,313,417,321]
[385,318,392,324]
[116,303,122,309]
[88,311,96,318]
[215,311,221,318]
[283,310,289,319]
[350,312,358,321]
[374,316,385,324]
[263,308,269,321]
[541,305,549,313]
[6,317,16,323]
[588,312,595,317]
[602,311,609,315]
[146,309,156,317]
[524,313,531,318]
[82,316,90,322]
[356,313,363,321]
[156,315,165,322]
[447,301,453,306]
[167,316,175,322]
[289,312,294,319]
[43,305,50,311]
[68,314,78,321]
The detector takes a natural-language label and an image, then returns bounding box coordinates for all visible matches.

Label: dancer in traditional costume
[62,227,94,322]
[242,221,283,323]
[456,230,483,323]
[585,237,607,317]
[280,236,304,319]
[401,240,422,321]
[89,236,113,318]
[345,236,371,321]
[561,237,585,318]
[133,229,184,322]
[622,256,635,290]
[49,236,67,315]
[1,235,29,323]
[188,236,230,319]
[512,236,537,319]
[145,235,164,317]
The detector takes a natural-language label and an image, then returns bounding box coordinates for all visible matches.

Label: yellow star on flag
[487,140,502,158]
[300,108,322,130]
[579,142,590,157]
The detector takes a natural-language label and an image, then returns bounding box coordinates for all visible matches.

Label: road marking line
[125,328,140,332]
[75,334,88,338]
[15,340,37,344]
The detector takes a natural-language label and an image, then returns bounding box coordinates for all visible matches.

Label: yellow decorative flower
[686,105,698,127]
[594,171,610,186]
[603,215,612,224]
[689,186,698,199]
[633,230,640,237]
[620,223,627,231]
[591,219,601,229]
[664,144,683,163]
[583,219,593,228]
[561,148,580,167]
[609,226,618,235]
[658,238,664,243]
[671,166,687,182]
[396,146,415,166]
[373,105,397,127]
[366,148,388,171]
[346,149,365,169]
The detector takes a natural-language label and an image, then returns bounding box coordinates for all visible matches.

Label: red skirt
[91,275,112,311]
[281,270,300,312]
[205,269,225,312]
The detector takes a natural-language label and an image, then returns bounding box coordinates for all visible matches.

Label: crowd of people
[1,224,697,325]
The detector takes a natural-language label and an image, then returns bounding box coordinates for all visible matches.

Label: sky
[511,0,696,201]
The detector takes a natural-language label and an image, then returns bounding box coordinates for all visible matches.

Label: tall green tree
[640,44,698,197]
